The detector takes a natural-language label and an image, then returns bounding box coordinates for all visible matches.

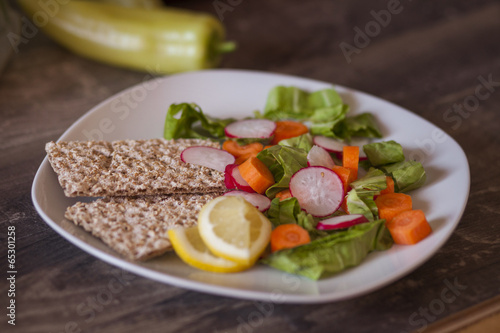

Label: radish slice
[224,190,271,212]
[307,145,335,168]
[316,214,369,230]
[314,136,369,160]
[180,146,235,172]
[313,136,345,153]
[289,166,344,217]
[224,164,237,189]
[231,166,254,193]
[225,119,276,138]
[349,137,370,160]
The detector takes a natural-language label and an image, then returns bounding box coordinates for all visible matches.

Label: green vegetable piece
[380,160,426,192]
[334,113,383,141]
[263,86,310,120]
[278,133,313,152]
[261,219,393,280]
[257,145,308,198]
[163,103,233,140]
[350,167,387,194]
[266,198,328,240]
[309,104,349,138]
[235,137,272,146]
[267,198,316,230]
[307,88,343,110]
[345,189,378,221]
[263,86,352,139]
[363,140,405,166]
[17,1,236,74]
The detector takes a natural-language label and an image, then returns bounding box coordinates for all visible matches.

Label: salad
[165,86,431,280]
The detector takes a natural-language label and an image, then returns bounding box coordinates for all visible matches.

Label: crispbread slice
[65,193,222,261]
[46,138,225,197]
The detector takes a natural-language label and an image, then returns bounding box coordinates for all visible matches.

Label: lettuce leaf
[363,140,405,166]
[334,113,383,141]
[163,103,234,140]
[261,86,351,138]
[309,104,349,138]
[266,197,320,233]
[345,189,378,221]
[350,167,387,195]
[260,219,393,280]
[278,133,313,152]
[262,86,311,120]
[257,145,308,198]
[261,86,382,141]
[308,87,343,110]
[380,160,426,192]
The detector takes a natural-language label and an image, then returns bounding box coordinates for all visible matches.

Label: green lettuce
[345,189,378,221]
[278,133,313,152]
[266,198,325,237]
[260,86,350,139]
[350,167,387,195]
[334,113,383,141]
[261,219,393,280]
[257,145,308,198]
[163,103,234,140]
[262,86,311,120]
[261,86,382,140]
[380,160,426,192]
[309,104,349,138]
[363,140,405,166]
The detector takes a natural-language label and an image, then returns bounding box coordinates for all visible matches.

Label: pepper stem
[216,41,237,54]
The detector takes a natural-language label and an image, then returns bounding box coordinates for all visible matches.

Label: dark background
[1,0,499,332]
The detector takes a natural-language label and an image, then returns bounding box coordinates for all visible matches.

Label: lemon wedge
[168,226,250,273]
[198,196,272,266]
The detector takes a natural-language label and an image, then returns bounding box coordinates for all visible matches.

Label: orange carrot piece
[235,152,258,165]
[332,166,354,213]
[332,165,356,193]
[238,156,275,194]
[379,176,395,196]
[222,140,263,158]
[341,199,349,214]
[375,193,412,223]
[270,224,311,252]
[275,189,292,201]
[386,209,432,245]
[271,121,309,145]
[342,146,360,180]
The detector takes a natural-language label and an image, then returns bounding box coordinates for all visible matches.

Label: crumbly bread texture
[46,139,225,197]
[65,193,222,260]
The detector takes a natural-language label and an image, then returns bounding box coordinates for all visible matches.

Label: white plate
[32,69,470,303]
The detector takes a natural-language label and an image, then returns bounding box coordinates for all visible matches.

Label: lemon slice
[198,196,272,265]
[168,226,250,273]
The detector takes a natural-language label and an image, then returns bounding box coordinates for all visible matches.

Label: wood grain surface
[1,0,499,332]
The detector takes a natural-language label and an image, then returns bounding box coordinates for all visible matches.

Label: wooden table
[1,0,499,332]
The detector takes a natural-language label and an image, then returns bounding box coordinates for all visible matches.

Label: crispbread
[65,193,222,260]
[46,138,225,197]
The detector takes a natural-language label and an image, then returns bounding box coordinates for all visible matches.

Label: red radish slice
[225,119,276,138]
[316,214,369,230]
[314,136,369,160]
[224,190,271,212]
[289,166,344,217]
[349,137,370,160]
[224,164,237,189]
[181,146,235,172]
[307,145,335,168]
[232,166,254,193]
[313,136,345,154]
